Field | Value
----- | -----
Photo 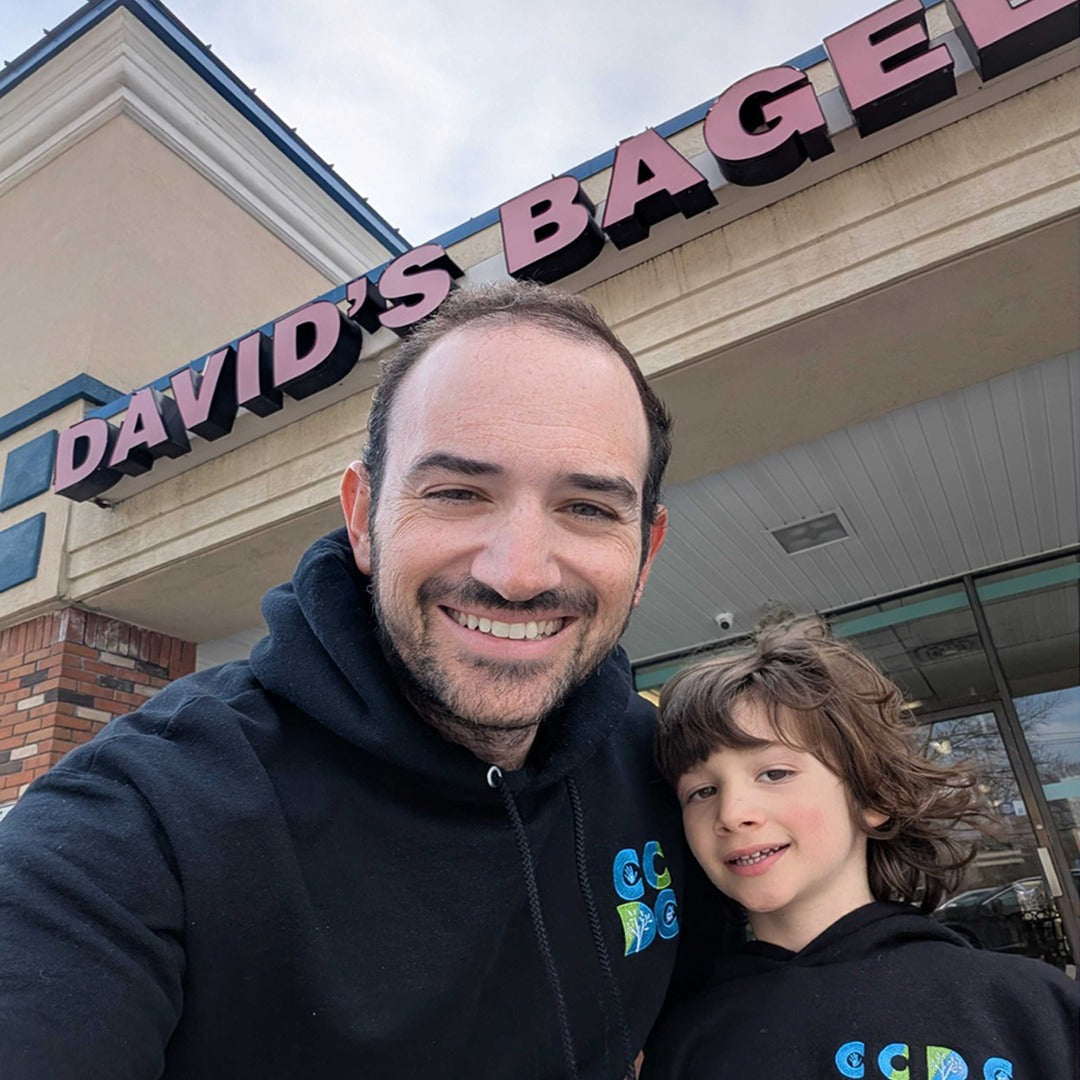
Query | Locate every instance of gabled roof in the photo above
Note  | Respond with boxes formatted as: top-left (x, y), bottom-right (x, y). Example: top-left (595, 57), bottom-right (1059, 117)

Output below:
top-left (1, 0), bottom-right (409, 255)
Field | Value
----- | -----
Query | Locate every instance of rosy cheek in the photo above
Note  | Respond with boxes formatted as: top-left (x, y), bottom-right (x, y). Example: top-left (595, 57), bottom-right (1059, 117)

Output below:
top-left (787, 806), bottom-right (829, 834)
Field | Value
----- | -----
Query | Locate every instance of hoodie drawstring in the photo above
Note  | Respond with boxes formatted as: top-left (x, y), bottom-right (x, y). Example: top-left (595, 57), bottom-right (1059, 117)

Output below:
top-left (488, 765), bottom-right (579, 1079)
top-left (566, 776), bottom-right (636, 1080)
top-left (487, 766), bottom-right (637, 1080)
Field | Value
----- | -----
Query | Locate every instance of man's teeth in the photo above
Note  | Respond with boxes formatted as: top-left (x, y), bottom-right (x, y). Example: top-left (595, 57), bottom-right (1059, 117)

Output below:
top-left (728, 846), bottom-right (785, 866)
top-left (451, 610), bottom-right (563, 639)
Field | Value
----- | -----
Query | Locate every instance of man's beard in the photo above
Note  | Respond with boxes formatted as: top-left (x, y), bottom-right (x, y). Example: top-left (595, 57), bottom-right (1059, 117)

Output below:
top-left (368, 548), bottom-right (632, 738)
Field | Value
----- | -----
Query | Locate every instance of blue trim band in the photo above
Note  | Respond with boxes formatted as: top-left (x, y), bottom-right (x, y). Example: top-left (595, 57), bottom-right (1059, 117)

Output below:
top-left (0, 2), bottom-right (119, 98)
top-left (432, 0), bottom-right (942, 250)
top-left (978, 562), bottom-right (1080, 600)
top-left (0, 375), bottom-right (122, 441)
top-left (0, 513), bottom-right (47, 593)
top-left (5, 0), bottom-right (944, 257)
top-left (1, 432), bottom-right (59, 512)
top-left (1, 0), bottom-right (408, 256)
top-left (431, 210), bottom-right (503, 250)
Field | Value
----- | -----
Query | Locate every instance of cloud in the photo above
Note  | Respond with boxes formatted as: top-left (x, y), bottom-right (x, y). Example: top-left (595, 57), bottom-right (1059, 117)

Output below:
top-left (10, 0), bottom-right (884, 243)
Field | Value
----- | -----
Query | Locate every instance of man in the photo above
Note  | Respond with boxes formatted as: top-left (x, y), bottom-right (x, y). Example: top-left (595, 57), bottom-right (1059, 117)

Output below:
top-left (0, 283), bottom-right (719, 1079)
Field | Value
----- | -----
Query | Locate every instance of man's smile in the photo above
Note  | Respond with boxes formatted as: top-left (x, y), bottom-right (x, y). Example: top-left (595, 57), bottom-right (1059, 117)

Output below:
top-left (445, 606), bottom-right (567, 640)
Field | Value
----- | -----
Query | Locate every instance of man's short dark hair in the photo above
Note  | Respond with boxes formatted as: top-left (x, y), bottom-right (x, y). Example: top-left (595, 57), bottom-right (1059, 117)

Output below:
top-left (362, 281), bottom-right (673, 550)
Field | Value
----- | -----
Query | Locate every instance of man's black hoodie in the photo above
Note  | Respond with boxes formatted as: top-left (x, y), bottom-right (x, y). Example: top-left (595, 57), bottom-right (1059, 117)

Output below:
top-left (0, 530), bottom-right (716, 1079)
top-left (643, 901), bottom-right (1079, 1079)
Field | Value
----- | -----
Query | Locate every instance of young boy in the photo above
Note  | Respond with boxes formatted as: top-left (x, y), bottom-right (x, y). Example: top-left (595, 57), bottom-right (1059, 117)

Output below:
top-left (644, 616), bottom-right (1079, 1080)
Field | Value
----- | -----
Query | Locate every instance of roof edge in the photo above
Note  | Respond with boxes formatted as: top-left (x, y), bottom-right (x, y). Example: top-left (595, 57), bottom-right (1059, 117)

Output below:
top-left (1, 0), bottom-right (409, 256)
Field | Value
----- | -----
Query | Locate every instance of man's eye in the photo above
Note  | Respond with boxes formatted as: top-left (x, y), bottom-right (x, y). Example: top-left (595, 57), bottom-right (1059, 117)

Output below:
top-left (428, 488), bottom-right (478, 502)
top-left (566, 501), bottom-right (617, 521)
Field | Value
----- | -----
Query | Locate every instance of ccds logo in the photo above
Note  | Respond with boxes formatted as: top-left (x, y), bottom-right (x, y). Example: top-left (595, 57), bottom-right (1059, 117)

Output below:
top-left (611, 842), bottom-right (679, 956)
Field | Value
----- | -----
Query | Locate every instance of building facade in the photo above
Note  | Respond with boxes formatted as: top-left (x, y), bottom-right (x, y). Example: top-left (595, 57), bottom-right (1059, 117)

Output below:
top-left (1, 0), bottom-right (1077, 967)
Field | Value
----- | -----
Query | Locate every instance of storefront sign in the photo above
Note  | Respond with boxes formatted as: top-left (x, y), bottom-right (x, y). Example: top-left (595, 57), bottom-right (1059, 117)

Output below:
top-left (53, 0), bottom-right (1078, 501)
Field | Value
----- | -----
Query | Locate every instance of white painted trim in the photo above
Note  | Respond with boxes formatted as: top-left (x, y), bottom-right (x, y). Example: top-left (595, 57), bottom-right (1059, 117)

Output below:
top-left (0, 9), bottom-right (393, 282)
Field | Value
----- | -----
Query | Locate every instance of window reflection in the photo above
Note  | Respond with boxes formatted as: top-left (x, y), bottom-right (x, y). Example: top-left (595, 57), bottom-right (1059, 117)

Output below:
top-left (1015, 688), bottom-right (1080, 873)
top-left (977, 556), bottom-right (1080, 907)
top-left (922, 713), bottom-right (1074, 970)
top-left (833, 594), bottom-right (997, 710)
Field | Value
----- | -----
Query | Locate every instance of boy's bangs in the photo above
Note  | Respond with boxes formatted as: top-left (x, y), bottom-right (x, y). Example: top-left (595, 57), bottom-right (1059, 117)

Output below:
top-left (752, 698), bottom-right (831, 759)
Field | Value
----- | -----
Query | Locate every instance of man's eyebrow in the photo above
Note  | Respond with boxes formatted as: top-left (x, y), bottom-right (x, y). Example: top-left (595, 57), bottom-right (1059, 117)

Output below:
top-left (406, 452), bottom-right (504, 480)
top-left (563, 472), bottom-right (639, 507)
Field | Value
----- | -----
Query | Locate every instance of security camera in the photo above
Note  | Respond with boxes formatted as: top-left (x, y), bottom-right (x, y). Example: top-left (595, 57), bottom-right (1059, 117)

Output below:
top-left (714, 612), bottom-right (735, 632)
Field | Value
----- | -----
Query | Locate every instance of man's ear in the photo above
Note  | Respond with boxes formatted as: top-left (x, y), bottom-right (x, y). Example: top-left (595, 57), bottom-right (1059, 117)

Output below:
top-left (633, 505), bottom-right (668, 607)
top-left (340, 461), bottom-right (373, 574)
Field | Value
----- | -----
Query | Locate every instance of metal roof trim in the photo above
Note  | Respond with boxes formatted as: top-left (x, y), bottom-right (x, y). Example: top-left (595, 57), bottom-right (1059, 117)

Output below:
top-left (1, 0), bottom-right (409, 255)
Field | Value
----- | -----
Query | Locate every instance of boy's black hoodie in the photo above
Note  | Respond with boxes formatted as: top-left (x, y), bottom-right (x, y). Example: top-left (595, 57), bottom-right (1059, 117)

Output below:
top-left (643, 900), bottom-right (1079, 1079)
top-left (0, 530), bottom-right (717, 1079)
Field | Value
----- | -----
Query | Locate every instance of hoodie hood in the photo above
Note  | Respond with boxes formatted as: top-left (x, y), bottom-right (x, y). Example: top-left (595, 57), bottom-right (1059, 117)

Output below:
top-left (249, 528), bottom-right (636, 800)
top-left (720, 901), bottom-right (972, 979)
top-left (644, 900), bottom-right (1078, 1080)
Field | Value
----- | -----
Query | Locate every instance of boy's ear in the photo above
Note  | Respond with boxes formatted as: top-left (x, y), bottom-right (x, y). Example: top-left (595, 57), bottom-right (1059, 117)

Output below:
top-left (862, 807), bottom-right (889, 829)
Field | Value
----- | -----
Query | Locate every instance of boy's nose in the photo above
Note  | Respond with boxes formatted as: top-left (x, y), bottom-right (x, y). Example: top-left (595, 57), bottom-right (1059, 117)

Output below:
top-left (471, 503), bottom-right (562, 603)
top-left (715, 788), bottom-right (764, 832)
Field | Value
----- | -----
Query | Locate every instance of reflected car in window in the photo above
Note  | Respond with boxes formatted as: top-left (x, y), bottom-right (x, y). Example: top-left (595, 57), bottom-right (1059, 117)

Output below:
top-left (932, 871), bottom-right (1077, 968)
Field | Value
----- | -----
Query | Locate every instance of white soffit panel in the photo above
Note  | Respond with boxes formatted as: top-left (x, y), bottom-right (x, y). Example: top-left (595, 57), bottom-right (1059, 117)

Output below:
top-left (625, 350), bottom-right (1080, 660)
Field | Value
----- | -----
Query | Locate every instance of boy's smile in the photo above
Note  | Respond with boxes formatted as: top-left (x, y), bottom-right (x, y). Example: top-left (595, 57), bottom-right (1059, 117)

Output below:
top-left (677, 698), bottom-right (885, 952)
top-left (723, 843), bottom-right (790, 874)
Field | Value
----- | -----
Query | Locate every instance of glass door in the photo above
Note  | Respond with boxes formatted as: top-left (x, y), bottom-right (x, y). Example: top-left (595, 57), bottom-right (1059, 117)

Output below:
top-left (920, 702), bottom-right (1076, 973)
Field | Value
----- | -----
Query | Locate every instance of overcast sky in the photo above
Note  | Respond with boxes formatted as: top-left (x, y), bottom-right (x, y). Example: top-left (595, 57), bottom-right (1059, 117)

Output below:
top-left (4, 0), bottom-right (885, 245)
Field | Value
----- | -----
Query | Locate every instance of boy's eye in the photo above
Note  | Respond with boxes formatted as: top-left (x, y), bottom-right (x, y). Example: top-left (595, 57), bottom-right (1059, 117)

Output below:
top-left (758, 768), bottom-right (793, 783)
top-left (684, 784), bottom-right (716, 804)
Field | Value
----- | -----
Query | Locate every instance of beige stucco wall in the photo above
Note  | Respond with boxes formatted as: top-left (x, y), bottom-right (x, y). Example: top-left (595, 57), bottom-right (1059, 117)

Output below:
top-left (0, 113), bottom-right (337, 411)
top-left (0, 4), bottom-right (403, 636)
top-left (46, 65), bottom-right (1078, 643)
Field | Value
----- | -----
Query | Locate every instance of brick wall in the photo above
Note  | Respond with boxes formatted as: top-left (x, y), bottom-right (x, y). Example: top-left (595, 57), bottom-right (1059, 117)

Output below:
top-left (0, 608), bottom-right (195, 807)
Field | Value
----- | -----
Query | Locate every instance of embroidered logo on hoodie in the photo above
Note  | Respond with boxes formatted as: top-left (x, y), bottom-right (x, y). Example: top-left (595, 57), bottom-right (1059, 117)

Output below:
top-left (834, 1040), bottom-right (1014, 1079)
top-left (611, 842), bottom-right (680, 955)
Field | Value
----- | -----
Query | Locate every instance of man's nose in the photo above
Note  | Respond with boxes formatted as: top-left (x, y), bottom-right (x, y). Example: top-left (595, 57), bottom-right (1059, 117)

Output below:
top-left (470, 502), bottom-right (562, 603)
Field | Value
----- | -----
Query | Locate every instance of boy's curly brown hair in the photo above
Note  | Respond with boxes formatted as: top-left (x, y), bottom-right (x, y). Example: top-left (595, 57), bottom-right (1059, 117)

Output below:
top-left (656, 615), bottom-right (993, 912)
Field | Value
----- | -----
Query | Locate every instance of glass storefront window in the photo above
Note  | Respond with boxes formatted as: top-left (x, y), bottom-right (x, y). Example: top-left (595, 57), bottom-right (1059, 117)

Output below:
top-left (920, 711), bottom-right (1072, 968)
top-left (976, 555), bottom-right (1080, 891)
top-left (831, 588), bottom-right (997, 714)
